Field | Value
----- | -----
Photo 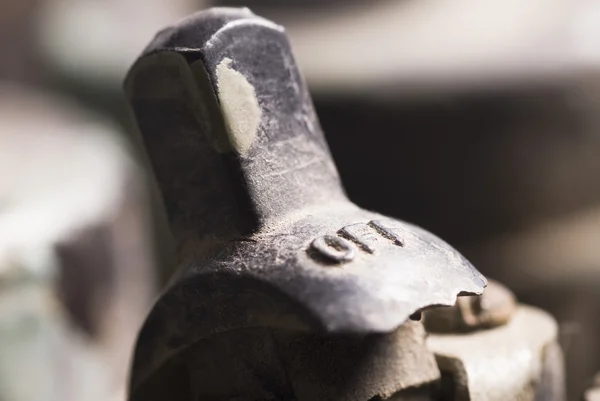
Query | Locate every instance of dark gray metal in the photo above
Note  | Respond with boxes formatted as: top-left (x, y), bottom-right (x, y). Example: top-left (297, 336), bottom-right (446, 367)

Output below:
top-left (124, 7), bottom-right (486, 399)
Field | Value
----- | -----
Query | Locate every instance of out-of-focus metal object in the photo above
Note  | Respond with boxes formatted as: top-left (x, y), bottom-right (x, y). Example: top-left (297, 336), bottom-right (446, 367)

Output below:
top-left (124, 8), bottom-right (487, 400)
top-left (425, 282), bottom-right (565, 401)
top-left (0, 84), bottom-right (155, 401)
top-left (583, 373), bottom-right (600, 401)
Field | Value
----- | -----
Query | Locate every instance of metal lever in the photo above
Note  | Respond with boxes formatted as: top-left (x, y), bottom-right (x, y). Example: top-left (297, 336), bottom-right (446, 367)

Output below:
top-left (125, 7), bottom-right (486, 400)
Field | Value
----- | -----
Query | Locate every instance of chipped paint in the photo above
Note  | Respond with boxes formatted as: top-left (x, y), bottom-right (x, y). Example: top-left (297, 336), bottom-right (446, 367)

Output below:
top-left (216, 58), bottom-right (261, 155)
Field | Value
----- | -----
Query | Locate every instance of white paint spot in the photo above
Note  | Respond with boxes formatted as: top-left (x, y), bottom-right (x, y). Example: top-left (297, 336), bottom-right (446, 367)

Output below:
top-left (216, 58), bottom-right (261, 155)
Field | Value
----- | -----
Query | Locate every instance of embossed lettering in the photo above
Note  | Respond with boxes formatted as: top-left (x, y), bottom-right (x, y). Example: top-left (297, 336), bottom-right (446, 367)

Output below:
top-left (338, 223), bottom-right (379, 253)
top-left (310, 235), bottom-right (355, 263)
top-left (308, 220), bottom-right (407, 263)
top-left (368, 220), bottom-right (405, 247)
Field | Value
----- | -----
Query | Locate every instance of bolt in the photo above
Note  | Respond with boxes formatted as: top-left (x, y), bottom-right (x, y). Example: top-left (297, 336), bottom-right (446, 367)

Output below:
top-left (424, 279), bottom-right (517, 333)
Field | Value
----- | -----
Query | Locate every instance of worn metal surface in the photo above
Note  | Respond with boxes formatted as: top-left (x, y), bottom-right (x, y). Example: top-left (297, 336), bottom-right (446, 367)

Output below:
top-left (273, 321), bottom-right (439, 401)
top-left (134, 321), bottom-right (440, 401)
top-left (427, 306), bottom-right (565, 401)
top-left (124, 7), bottom-right (486, 399)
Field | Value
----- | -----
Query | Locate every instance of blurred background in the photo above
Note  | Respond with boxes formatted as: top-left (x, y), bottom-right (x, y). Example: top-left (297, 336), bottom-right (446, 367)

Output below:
top-left (1, 0), bottom-right (600, 400)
